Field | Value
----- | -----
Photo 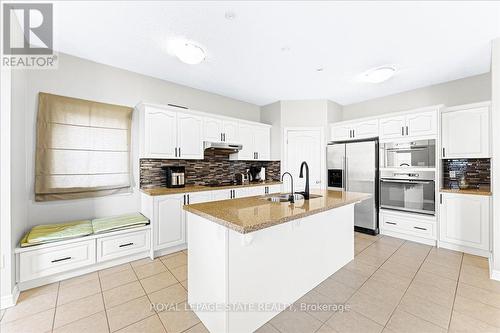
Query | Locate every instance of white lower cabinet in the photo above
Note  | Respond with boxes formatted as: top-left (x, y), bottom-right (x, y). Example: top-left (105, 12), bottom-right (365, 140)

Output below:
top-left (154, 194), bottom-right (185, 251)
top-left (379, 209), bottom-right (436, 245)
top-left (97, 229), bottom-right (150, 263)
top-left (439, 193), bottom-right (490, 254)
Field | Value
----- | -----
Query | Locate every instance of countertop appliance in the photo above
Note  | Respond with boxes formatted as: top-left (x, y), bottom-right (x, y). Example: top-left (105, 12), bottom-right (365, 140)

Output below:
top-left (381, 139), bottom-right (435, 168)
top-left (235, 173), bottom-right (249, 185)
top-left (163, 166), bottom-right (185, 188)
top-left (327, 139), bottom-right (379, 235)
top-left (249, 166), bottom-right (262, 182)
top-left (380, 169), bottom-right (435, 215)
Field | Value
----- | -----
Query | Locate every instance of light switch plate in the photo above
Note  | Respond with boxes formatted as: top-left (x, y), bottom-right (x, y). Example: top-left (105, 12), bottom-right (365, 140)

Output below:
top-left (450, 171), bottom-right (456, 178)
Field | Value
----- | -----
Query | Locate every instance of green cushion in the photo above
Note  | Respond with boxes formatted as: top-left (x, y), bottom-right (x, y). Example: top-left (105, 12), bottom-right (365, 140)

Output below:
top-left (91, 213), bottom-right (149, 234)
top-left (24, 220), bottom-right (93, 246)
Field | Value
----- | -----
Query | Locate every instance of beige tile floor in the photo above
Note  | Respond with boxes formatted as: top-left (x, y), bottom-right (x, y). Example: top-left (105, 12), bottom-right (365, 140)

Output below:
top-left (2, 233), bottom-right (500, 333)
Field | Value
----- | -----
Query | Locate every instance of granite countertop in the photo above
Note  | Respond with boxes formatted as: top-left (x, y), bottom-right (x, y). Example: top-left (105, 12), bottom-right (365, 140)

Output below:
top-left (440, 188), bottom-right (492, 196)
top-left (140, 181), bottom-right (282, 196)
top-left (183, 190), bottom-right (370, 234)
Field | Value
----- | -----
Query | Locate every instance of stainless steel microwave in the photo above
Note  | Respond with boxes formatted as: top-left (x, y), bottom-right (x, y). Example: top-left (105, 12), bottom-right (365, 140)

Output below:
top-left (380, 139), bottom-right (435, 168)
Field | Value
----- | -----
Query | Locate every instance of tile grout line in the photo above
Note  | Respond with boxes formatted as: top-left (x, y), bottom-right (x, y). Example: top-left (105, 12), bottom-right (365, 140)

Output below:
top-left (97, 271), bottom-right (112, 333)
top-left (381, 245), bottom-right (455, 331)
top-left (447, 252), bottom-right (464, 332)
top-left (50, 282), bottom-right (61, 332)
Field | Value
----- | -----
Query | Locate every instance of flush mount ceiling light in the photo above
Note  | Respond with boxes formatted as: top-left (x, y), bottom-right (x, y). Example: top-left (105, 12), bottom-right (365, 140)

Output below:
top-left (171, 40), bottom-right (206, 65)
top-left (360, 65), bottom-right (397, 83)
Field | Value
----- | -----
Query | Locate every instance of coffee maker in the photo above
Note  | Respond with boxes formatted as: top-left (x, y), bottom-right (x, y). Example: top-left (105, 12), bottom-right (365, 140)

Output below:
top-left (163, 166), bottom-right (185, 188)
top-left (249, 166), bottom-right (262, 182)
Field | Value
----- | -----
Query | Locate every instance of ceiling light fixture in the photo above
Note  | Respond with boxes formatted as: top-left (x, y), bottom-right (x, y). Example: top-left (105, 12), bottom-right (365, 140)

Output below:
top-left (171, 40), bottom-right (206, 65)
top-left (360, 65), bottom-right (397, 83)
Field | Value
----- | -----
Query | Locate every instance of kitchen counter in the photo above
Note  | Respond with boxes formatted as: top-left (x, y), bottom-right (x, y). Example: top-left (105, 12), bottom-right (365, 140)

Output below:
top-left (440, 188), bottom-right (492, 196)
top-left (183, 190), bottom-right (370, 233)
top-left (140, 181), bottom-right (282, 196)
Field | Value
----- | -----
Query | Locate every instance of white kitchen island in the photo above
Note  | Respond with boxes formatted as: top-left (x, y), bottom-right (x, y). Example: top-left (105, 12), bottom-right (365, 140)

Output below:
top-left (184, 190), bottom-right (369, 333)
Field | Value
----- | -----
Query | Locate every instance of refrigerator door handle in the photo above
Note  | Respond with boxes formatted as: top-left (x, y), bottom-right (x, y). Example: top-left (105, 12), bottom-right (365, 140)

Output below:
top-left (345, 157), bottom-right (348, 190)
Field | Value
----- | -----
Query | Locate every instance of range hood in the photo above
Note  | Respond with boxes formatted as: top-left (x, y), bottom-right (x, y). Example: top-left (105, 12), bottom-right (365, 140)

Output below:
top-left (203, 141), bottom-right (242, 153)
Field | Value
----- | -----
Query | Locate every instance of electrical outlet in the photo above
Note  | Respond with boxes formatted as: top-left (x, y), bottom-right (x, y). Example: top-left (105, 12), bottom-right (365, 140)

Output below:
top-left (450, 171), bottom-right (456, 179)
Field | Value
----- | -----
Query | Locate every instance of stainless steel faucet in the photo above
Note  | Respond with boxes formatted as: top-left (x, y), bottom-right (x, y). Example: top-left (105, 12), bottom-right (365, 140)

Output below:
top-left (281, 172), bottom-right (294, 203)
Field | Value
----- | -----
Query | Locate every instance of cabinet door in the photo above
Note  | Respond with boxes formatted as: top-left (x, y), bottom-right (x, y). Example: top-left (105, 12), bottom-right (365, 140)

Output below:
top-left (203, 117), bottom-right (223, 142)
top-left (238, 123), bottom-right (255, 160)
top-left (330, 124), bottom-right (351, 141)
top-left (222, 120), bottom-right (239, 143)
top-left (442, 107), bottom-right (490, 158)
top-left (144, 107), bottom-right (177, 158)
top-left (187, 191), bottom-right (212, 204)
top-left (379, 116), bottom-right (406, 140)
top-left (440, 193), bottom-right (490, 251)
top-left (211, 190), bottom-right (232, 201)
top-left (177, 112), bottom-right (204, 159)
top-left (234, 188), bottom-right (250, 198)
top-left (254, 125), bottom-right (270, 160)
top-left (353, 119), bottom-right (379, 139)
top-left (268, 184), bottom-right (281, 194)
top-left (407, 111), bottom-right (437, 137)
top-left (154, 194), bottom-right (185, 250)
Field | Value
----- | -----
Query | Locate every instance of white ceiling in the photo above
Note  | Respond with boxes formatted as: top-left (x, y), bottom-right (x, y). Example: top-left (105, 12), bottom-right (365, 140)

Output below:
top-left (52, 1), bottom-right (500, 106)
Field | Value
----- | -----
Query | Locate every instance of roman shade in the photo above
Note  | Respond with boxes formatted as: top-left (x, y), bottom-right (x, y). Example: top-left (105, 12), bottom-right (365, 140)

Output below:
top-left (35, 92), bottom-right (133, 201)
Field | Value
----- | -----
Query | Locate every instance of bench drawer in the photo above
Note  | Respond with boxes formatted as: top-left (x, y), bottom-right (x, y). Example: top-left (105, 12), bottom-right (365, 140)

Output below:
top-left (19, 240), bottom-right (96, 282)
top-left (97, 229), bottom-right (150, 263)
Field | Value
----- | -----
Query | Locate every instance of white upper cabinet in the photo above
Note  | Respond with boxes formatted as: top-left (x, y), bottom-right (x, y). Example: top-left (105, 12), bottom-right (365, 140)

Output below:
top-left (143, 106), bottom-right (177, 158)
top-left (222, 120), bottom-right (239, 143)
top-left (379, 115), bottom-right (407, 139)
top-left (235, 122), bottom-right (270, 160)
top-left (406, 111), bottom-right (437, 137)
top-left (203, 117), bottom-right (223, 142)
top-left (441, 103), bottom-right (490, 158)
top-left (379, 109), bottom-right (437, 140)
top-left (330, 119), bottom-right (379, 141)
top-left (139, 103), bottom-right (270, 160)
top-left (177, 112), bottom-right (203, 159)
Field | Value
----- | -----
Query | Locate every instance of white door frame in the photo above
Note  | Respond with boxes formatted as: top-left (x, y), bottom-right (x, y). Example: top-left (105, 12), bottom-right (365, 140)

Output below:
top-left (283, 127), bottom-right (326, 190)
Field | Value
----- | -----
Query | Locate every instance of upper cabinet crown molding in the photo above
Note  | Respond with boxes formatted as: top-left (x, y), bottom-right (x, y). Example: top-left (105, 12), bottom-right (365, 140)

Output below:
top-left (441, 101), bottom-right (491, 158)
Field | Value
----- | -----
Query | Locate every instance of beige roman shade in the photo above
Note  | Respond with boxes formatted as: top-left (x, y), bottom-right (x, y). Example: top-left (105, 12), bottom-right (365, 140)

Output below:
top-left (35, 92), bottom-right (133, 201)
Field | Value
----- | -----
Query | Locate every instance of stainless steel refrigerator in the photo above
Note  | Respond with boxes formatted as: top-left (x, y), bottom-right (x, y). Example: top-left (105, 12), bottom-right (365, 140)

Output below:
top-left (327, 139), bottom-right (379, 234)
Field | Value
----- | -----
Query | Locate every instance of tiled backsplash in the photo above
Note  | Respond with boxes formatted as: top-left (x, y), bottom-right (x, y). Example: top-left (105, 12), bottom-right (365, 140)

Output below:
top-left (140, 150), bottom-right (281, 188)
top-left (442, 158), bottom-right (491, 190)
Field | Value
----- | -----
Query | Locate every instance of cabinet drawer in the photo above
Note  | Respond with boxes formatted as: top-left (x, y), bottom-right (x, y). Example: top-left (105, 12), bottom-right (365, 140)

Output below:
top-left (380, 211), bottom-right (436, 239)
top-left (97, 229), bottom-right (150, 263)
top-left (20, 240), bottom-right (96, 282)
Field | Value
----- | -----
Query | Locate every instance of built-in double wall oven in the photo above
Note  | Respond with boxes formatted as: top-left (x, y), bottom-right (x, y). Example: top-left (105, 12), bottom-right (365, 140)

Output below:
top-left (379, 139), bottom-right (436, 216)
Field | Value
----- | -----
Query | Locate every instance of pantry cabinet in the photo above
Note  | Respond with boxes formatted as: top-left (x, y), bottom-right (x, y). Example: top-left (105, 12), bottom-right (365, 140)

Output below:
top-left (441, 103), bottom-right (490, 158)
top-left (379, 110), bottom-right (437, 140)
top-left (330, 119), bottom-right (379, 141)
top-left (439, 192), bottom-right (490, 254)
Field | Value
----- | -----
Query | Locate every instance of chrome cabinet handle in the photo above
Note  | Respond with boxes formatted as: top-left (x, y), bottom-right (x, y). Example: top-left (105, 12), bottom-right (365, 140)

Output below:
top-left (414, 226), bottom-right (427, 231)
top-left (119, 242), bottom-right (134, 247)
top-left (51, 257), bottom-right (72, 263)
top-left (386, 222), bottom-right (397, 225)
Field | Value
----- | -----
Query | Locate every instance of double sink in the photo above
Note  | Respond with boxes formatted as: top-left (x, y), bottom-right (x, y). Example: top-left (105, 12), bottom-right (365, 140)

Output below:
top-left (263, 193), bottom-right (323, 203)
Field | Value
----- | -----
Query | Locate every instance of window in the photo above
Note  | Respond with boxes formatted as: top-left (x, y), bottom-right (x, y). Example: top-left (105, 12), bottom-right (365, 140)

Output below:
top-left (35, 92), bottom-right (133, 201)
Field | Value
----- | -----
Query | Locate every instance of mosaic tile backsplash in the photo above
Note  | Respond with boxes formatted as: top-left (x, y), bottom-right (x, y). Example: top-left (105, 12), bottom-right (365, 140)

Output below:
top-left (140, 150), bottom-right (281, 188)
top-left (442, 158), bottom-right (491, 190)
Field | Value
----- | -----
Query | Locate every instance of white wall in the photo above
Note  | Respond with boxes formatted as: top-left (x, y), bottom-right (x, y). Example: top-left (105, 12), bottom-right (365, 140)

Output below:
top-left (491, 39), bottom-right (500, 279)
top-left (260, 101), bottom-right (282, 161)
top-left (342, 73), bottom-right (491, 120)
top-left (16, 53), bottom-right (261, 230)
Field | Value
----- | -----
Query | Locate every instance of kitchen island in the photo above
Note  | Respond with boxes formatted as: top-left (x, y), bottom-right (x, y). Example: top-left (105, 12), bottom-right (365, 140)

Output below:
top-left (183, 190), bottom-right (370, 333)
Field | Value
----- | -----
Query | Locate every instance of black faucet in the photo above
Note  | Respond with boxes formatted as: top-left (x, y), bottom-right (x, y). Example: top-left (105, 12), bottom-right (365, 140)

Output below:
top-left (298, 161), bottom-right (310, 200)
top-left (281, 172), bottom-right (294, 203)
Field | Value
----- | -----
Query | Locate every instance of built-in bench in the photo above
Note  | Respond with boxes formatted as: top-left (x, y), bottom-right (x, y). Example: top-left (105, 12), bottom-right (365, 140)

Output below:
top-left (14, 213), bottom-right (153, 291)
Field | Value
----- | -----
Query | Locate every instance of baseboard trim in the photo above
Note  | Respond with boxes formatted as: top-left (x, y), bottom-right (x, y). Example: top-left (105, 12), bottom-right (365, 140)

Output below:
top-left (380, 229), bottom-right (436, 246)
top-left (0, 285), bottom-right (19, 309)
top-left (488, 256), bottom-right (500, 281)
top-left (439, 241), bottom-right (490, 258)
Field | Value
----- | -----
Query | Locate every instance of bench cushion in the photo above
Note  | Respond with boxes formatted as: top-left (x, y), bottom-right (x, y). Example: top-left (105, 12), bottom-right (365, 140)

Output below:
top-left (91, 213), bottom-right (149, 234)
top-left (21, 220), bottom-right (93, 247)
